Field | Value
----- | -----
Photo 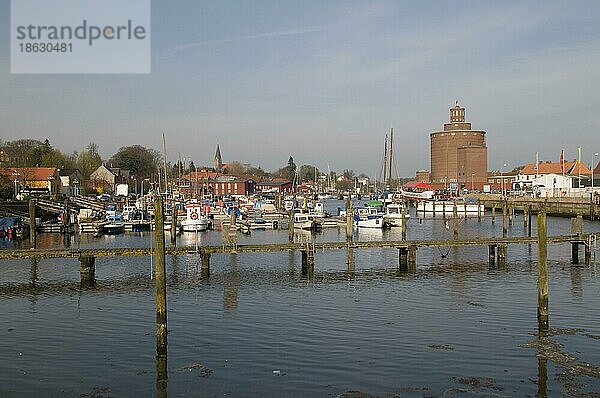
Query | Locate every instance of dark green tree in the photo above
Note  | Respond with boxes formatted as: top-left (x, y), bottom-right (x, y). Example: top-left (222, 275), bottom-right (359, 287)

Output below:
top-left (76, 143), bottom-right (102, 178)
top-left (109, 145), bottom-right (161, 179)
top-left (298, 164), bottom-right (319, 183)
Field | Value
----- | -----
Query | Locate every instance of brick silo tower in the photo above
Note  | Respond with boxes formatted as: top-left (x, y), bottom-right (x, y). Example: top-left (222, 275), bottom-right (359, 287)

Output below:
top-left (430, 101), bottom-right (487, 190)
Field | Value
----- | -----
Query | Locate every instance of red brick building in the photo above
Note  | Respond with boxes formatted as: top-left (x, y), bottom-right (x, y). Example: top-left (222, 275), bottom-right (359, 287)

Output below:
top-left (256, 180), bottom-right (295, 194)
top-left (179, 172), bottom-right (256, 197)
top-left (430, 102), bottom-right (487, 190)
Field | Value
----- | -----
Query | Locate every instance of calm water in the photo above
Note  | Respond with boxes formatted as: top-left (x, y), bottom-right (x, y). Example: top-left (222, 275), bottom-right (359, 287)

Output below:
top-left (1, 201), bottom-right (599, 397)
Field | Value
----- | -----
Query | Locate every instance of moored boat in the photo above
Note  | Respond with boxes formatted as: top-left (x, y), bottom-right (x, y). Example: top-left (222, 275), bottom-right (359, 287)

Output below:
top-left (384, 203), bottom-right (411, 227)
top-left (103, 222), bottom-right (125, 235)
top-left (181, 203), bottom-right (209, 232)
top-left (353, 207), bottom-right (384, 229)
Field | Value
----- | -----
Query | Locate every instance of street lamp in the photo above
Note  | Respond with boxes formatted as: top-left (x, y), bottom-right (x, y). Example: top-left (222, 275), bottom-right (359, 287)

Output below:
top-left (501, 163), bottom-right (507, 197)
top-left (12, 170), bottom-right (18, 200)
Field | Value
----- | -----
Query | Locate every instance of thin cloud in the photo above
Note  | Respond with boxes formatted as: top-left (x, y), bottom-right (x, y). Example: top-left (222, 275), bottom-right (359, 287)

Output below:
top-left (164, 27), bottom-right (327, 53)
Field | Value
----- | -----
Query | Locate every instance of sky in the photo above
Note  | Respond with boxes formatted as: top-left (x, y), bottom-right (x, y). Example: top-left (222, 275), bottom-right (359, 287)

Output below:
top-left (1, 1), bottom-right (600, 179)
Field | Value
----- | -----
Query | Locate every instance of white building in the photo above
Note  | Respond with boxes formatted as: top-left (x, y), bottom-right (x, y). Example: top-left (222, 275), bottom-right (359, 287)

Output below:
top-left (525, 173), bottom-right (572, 198)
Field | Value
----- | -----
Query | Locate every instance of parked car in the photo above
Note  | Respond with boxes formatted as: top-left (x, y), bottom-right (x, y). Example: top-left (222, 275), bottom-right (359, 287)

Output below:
top-left (97, 193), bottom-right (112, 202)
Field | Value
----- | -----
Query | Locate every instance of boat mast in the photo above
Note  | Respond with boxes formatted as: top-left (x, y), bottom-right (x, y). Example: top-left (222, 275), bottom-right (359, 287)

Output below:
top-left (162, 132), bottom-right (168, 195)
top-left (388, 127), bottom-right (394, 190)
top-left (156, 165), bottom-right (162, 195)
top-left (382, 134), bottom-right (388, 190)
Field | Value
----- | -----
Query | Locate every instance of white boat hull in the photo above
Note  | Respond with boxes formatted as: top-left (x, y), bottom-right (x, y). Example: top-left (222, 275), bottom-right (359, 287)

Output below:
top-left (417, 201), bottom-right (483, 214)
top-left (355, 217), bottom-right (384, 228)
top-left (181, 219), bottom-right (209, 232)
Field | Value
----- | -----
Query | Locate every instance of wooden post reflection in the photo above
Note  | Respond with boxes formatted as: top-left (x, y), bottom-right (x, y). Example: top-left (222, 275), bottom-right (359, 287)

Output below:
top-left (223, 254), bottom-right (238, 312)
top-left (156, 352), bottom-right (167, 398)
top-left (30, 257), bottom-right (38, 288)
top-left (537, 329), bottom-right (548, 398)
top-left (346, 246), bottom-right (355, 276)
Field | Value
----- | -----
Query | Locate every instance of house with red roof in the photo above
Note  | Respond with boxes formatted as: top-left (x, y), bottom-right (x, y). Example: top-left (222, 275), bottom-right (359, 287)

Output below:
top-left (514, 160), bottom-right (591, 190)
top-left (0, 167), bottom-right (61, 196)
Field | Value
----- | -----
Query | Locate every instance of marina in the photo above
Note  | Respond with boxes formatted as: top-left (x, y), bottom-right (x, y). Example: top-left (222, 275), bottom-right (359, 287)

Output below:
top-left (3, 3), bottom-right (600, 395)
top-left (1, 198), bottom-right (599, 397)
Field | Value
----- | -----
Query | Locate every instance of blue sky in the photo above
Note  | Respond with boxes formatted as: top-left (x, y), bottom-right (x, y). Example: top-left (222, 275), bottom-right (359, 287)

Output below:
top-left (2, 1), bottom-right (600, 178)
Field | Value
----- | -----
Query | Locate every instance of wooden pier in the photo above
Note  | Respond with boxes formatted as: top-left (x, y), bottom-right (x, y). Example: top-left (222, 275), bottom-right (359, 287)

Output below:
top-left (0, 233), bottom-right (592, 260)
top-left (478, 196), bottom-right (600, 220)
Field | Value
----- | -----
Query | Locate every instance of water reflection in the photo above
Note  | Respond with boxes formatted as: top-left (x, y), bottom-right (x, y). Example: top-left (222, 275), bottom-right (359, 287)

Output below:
top-left (570, 267), bottom-right (583, 301)
top-left (223, 254), bottom-right (238, 312)
top-left (156, 353), bottom-right (168, 398)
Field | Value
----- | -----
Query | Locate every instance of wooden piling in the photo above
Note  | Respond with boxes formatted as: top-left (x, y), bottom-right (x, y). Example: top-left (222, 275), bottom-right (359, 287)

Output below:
top-left (491, 206), bottom-right (495, 224)
top-left (229, 208), bottom-right (238, 246)
top-left (29, 199), bottom-right (36, 248)
top-left (170, 204), bottom-right (177, 246)
top-left (345, 197), bottom-right (353, 241)
top-left (571, 243), bottom-right (579, 264)
top-left (79, 255), bottom-right (96, 287)
top-left (401, 204), bottom-right (407, 240)
top-left (301, 249), bottom-right (314, 278)
top-left (584, 244), bottom-right (591, 266)
top-left (497, 243), bottom-right (507, 266)
top-left (502, 201), bottom-right (508, 238)
top-left (453, 201), bottom-right (458, 240)
top-left (442, 201), bottom-right (446, 218)
top-left (477, 202), bottom-right (482, 222)
top-left (528, 207), bottom-right (532, 237)
top-left (63, 199), bottom-right (70, 233)
top-left (154, 197), bottom-right (168, 357)
top-left (509, 203), bottom-right (514, 226)
top-left (306, 246), bottom-right (315, 269)
top-left (288, 211), bottom-right (294, 242)
top-left (201, 252), bottom-right (211, 271)
top-left (524, 204), bottom-right (529, 228)
top-left (488, 244), bottom-right (496, 265)
top-left (398, 247), bottom-right (408, 272)
top-left (537, 209), bottom-right (549, 329)
top-left (407, 246), bottom-right (417, 272)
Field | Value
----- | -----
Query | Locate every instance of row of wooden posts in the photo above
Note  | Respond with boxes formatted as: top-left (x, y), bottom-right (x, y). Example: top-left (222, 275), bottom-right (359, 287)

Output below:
top-left (19, 195), bottom-right (564, 390)
top-left (147, 196), bottom-right (552, 342)
top-left (26, 197), bottom-right (563, 347)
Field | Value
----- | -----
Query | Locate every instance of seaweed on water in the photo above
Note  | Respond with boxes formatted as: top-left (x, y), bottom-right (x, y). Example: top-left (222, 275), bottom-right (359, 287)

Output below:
top-left (80, 386), bottom-right (111, 398)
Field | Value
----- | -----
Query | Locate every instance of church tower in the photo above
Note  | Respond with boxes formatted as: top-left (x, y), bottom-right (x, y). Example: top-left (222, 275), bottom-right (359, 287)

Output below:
top-left (214, 144), bottom-right (223, 172)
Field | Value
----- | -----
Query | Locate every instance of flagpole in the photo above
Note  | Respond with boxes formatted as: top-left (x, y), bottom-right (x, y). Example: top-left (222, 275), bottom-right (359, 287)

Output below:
top-left (578, 146), bottom-right (581, 188)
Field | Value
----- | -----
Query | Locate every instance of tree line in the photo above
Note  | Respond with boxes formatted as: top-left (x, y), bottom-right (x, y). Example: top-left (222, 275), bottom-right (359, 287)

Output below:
top-left (0, 138), bottom-right (371, 198)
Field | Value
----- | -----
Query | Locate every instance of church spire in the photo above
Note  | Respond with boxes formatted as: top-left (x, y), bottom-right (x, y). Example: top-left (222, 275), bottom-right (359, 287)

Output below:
top-left (214, 144), bottom-right (223, 172)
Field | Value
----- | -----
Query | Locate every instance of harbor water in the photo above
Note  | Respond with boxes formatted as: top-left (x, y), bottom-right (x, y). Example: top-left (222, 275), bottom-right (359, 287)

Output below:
top-left (1, 201), bottom-right (599, 397)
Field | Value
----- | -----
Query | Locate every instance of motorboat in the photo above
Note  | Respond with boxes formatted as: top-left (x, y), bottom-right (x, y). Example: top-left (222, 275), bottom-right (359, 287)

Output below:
top-left (293, 213), bottom-right (322, 231)
top-left (103, 222), bottom-right (125, 235)
top-left (384, 203), bottom-right (411, 227)
top-left (353, 207), bottom-right (384, 229)
top-left (181, 203), bottom-right (209, 232)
